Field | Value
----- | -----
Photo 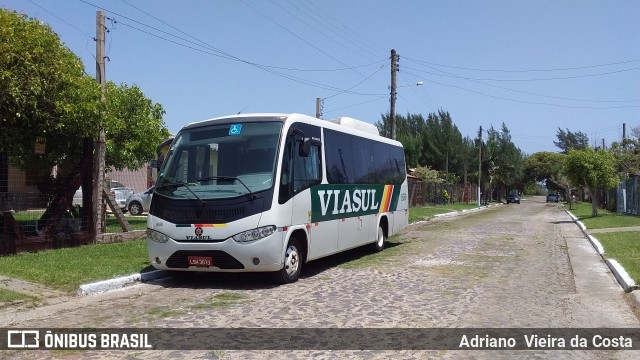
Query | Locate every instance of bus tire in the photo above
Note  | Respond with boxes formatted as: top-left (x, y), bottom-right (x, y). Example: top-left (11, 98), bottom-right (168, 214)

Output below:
top-left (275, 238), bottom-right (302, 284)
top-left (372, 225), bottom-right (385, 252)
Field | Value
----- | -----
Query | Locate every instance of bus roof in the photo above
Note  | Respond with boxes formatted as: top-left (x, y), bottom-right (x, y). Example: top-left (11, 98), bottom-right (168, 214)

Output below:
top-left (181, 113), bottom-right (402, 147)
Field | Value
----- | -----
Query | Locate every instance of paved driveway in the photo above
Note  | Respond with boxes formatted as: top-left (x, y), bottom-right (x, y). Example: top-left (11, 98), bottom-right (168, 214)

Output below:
top-left (2, 198), bottom-right (638, 359)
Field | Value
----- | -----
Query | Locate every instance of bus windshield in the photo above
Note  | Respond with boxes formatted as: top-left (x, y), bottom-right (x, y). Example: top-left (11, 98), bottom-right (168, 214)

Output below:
top-left (156, 121), bottom-right (283, 200)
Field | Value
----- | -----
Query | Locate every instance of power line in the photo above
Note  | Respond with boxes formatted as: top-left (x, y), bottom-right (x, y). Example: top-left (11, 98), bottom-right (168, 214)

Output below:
top-left (323, 65), bottom-right (385, 100)
top-left (404, 62), bottom-right (640, 103)
top-left (404, 56), bottom-right (640, 73)
top-left (87, 0), bottom-right (385, 73)
top-left (401, 69), bottom-right (640, 110)
top-left (276, 0), bottom-right (381, 60)
top-left (323, 96), bottom-right (387, 114)
top-left (78, 0), bottom-right (387, 96)
top-left (108, 19), bottom-right (385, 96)
top-left (239, 0), bottom-right (367, 77)
top-left (403, 62), bottom-right (640, 82)
top-left (27, 0), bottom-right (93, 39)
top-left (301, 0), bottom-right (385, 55)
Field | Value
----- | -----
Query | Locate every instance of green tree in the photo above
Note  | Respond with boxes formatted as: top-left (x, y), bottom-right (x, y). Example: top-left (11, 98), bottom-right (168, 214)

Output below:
top-left (483, 124), bottom-right (525, 199)
top-left (377, 112), bottom-right (425, 168)
top-left (554, 128), bottom-right (589, 154)
top-left (412, 165), bottom-right (443, 183)
top-left (563, 147), bottom-right (619, 216)
top-left (0, 9), bottom-right (101, 171)
top-left (420, 110), bottom-right (467, 181)
top-left (524, 152), bottom-right (567, 191)
top-left (104, 82), bottom-right (170, 170)
top-left (609, 125), bottom-right (640, 177)
top-left (0, 9), bottom-right (169, 174)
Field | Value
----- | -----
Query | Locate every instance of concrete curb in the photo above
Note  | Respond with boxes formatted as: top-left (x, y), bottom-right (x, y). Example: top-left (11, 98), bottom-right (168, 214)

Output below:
top-left (433, 211), bottom-right (458, 218)
top-left (606, 259), bottom-right (639, 293)
top-left (410, 203), bottom-right (502, 225)
top-left (77, 269), bottom-right (168, 296)
top-left (563, 206), bottom-right (637, 293)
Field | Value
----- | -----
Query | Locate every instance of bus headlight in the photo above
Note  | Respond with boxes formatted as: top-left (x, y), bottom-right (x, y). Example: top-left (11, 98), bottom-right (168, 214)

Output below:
top-left (232, 225), bottom-right (277, 243)
top-left (147, 228), bottom-right (171, 243)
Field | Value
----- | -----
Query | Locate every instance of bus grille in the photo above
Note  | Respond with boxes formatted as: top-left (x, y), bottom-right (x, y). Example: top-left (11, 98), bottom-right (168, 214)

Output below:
top-left (165, 250), bottom-right (245, 269)
top-left (162, 206), bottom-right (246, 223)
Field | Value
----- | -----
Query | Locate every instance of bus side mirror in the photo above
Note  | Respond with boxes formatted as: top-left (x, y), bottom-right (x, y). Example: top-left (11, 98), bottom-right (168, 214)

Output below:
top-left (157, 154), bottom-right (165, 169)
top-left (298, 137), bottom-right (311, 157)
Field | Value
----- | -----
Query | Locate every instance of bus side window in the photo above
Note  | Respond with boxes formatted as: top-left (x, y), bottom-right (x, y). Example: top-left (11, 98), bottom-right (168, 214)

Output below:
top-left (278, 138), bottom-right (294, 204)
top-left (293, 144), bottom-right (321, 193)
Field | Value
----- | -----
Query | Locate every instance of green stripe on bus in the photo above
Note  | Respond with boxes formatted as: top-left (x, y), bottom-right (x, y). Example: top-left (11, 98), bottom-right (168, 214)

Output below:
top-left (310, 184), bottom-right (386, 222)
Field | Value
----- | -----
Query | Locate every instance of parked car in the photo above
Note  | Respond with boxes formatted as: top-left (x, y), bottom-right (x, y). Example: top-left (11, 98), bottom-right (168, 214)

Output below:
top-left (506, 193), bottom-right (520, 204)
top-left (72, 180), bottom-right (134, 211)
top-left (125, 186), bottom-right (154, 216)
top-left (546, 193), bottom-right (560, 203)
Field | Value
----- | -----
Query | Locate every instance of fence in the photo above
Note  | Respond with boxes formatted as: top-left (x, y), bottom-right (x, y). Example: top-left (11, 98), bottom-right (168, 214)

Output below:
top-left (617, 176), bottom-right (640, 216)
top-left (408, 178), bottom-right (477, 207)
top-left (2, 127), bottom-right (164, 252)
top-left (0, 141), bottom-right (95, 255)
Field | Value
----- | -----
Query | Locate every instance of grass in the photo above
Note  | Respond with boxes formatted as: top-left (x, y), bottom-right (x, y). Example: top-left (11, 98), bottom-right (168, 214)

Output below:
top-left (0, 288), bottom-right (39, 304)
top-left (10, 210), bottom-right (45, 222)
top-left (595, 231), bottom-right (640, 283)
top-left (568, 202), bottom-right (640, 229)
top-left (145, 306), bottom-right (185, 319)
top-left (337, 235), bottom-right (411, 270)
top-left (140, 292), bottom-right (247, 321)
top-left (105, 214), bottom-right (148, 233)
top-left (10, 211), bottom-right (147, 234)
top-left (409, 202), bottom-right (484, 223)
top-left (0, 240), bottom-right (150, 292)
top-left (192, 292), bottom-right (247, 310)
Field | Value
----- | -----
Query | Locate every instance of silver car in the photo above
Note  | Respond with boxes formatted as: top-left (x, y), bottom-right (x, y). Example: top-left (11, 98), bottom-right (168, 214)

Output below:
top-left (72, 180), bottom-right (134, 211)
top-left (125, 186), bottom-right (154, 216)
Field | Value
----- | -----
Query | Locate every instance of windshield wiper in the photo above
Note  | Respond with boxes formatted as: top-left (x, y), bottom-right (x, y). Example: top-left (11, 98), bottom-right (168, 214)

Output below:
top-left (156, 180), bottom-right (206, 206)
top-left (196, 176), bottom-right (255, 199)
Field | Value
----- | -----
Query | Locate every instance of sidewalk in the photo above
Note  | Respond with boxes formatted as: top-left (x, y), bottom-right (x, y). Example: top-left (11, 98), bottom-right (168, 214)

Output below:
top-left (564, 207), bottom-right (639, 294)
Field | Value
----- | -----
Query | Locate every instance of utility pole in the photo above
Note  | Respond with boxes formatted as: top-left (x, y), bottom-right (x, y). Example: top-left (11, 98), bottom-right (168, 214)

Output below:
top-left (92, 10), bottom-right (107, 241)
top-left (389, 49), bottom-right (398, 139)
top-left (478, 126), bottom-right (482, 207)
top-left (315, 97), bottom-right (323, 119)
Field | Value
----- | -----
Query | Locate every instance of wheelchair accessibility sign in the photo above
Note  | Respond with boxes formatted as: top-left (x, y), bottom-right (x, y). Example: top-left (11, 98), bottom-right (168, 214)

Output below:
top-left (229, 124), bottom-right (242, 135)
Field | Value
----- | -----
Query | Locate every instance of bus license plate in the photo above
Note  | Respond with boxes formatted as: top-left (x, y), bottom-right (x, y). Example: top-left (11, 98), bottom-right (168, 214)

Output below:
top-left (188, 256), bottom-right (212, 267)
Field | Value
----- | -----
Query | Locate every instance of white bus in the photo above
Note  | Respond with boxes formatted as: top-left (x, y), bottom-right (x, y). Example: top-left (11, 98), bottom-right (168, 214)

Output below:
top-left (147, 113), bottom-right (409, 283)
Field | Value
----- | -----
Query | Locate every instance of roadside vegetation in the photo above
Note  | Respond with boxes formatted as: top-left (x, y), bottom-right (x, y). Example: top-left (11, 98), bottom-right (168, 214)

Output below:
top-left (0, 240), bottom-right (150, 292)
top-left (566, 201), bottom-right (640, 283)
top-left (595, 232), bottom-right (640, 283)
top-left (2, 203), bottom-right (639, 293)
top-left (105, 215), bottom-right (148, 232)
top-left (0, 288), bottom-right (39, 304)
top-left (568, 202), bottom-right (640, 229)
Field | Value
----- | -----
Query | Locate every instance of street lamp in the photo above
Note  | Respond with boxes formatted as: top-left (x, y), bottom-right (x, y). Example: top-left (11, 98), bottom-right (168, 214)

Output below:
top-left (389, 81), bottom-right (424, 139)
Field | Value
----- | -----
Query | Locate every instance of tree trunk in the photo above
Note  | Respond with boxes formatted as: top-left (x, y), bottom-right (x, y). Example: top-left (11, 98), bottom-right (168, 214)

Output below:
top-left (590, 189), bottom-right (598, 217)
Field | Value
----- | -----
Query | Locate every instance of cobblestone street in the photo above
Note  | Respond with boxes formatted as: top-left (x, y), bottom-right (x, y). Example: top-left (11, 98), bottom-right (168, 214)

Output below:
top-left (1, 197), bottom-right (638, 359)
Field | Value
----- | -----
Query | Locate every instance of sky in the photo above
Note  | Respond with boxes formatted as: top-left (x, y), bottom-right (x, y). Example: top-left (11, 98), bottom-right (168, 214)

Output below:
top-left (3, 0), bottom-right (639, 155)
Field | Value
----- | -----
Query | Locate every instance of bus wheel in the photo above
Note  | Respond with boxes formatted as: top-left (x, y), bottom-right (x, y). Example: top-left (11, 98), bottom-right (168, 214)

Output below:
top-left (372, 225), bottom-right (385, 252)
top-left (275, 238), bottom-right (302, 284)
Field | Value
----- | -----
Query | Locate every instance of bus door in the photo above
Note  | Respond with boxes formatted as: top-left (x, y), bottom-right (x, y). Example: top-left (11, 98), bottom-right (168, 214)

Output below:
top-left (281, 124), bottom-right (336, 259)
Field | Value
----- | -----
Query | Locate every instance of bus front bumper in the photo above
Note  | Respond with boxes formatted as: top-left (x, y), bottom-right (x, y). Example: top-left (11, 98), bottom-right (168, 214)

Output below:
top-left (147, 232), bottom-right (284, 272)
